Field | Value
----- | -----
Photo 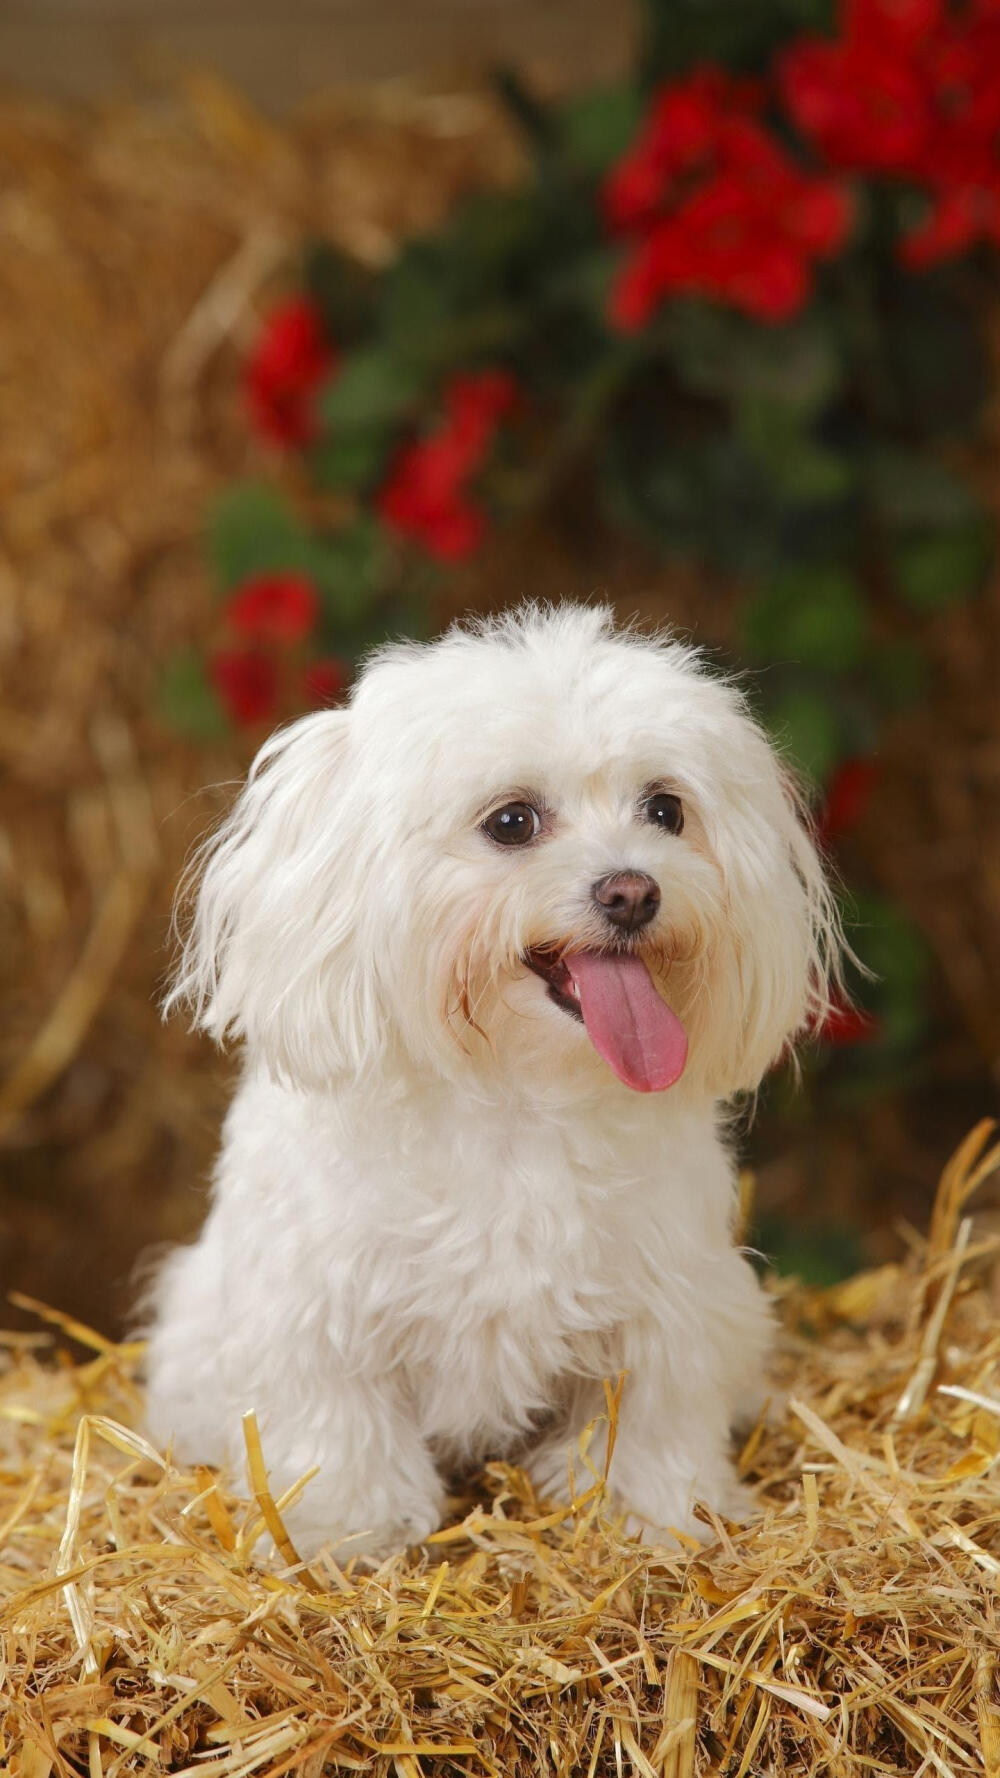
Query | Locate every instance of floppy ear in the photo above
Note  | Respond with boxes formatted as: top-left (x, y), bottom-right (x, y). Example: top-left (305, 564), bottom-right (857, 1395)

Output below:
top-left (706, 737), bottom-right (843, 1096)
top-left (166, 710), bottom-right (388, 1086)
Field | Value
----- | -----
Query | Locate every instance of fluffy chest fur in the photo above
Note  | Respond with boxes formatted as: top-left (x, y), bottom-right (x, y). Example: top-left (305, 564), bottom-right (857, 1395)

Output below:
top-left (214, 1070), bottom-right (736, 1459)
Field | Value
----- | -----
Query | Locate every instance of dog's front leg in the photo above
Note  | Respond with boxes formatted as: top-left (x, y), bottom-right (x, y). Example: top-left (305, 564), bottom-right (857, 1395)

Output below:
top-left (528, 1327), bottom-right (759, 1544)
top-left (253, 1372), bottom-right (447, 1564)
top-left (600, 1294), bottom-right (767, 1543)
top-left (606, 1365), bottom-right (754, 1546)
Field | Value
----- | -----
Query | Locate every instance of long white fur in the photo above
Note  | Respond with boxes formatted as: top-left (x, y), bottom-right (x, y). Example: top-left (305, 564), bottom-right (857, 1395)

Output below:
top-left (145, 603), bottom-right (841, 1558)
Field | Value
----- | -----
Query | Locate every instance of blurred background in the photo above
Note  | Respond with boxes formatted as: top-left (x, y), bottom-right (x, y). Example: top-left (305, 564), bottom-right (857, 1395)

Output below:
top-left (2, 0), bottom-right (999, 1334)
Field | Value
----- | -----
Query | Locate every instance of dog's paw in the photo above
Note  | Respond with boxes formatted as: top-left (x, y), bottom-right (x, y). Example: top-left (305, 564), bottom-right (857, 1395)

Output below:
top-left (622, 1478), bottom-right (759, 1552)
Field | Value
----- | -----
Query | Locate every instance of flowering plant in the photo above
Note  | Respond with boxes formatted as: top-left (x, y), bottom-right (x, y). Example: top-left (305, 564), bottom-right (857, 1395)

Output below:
top-left (164, 0), bottom-right (999, 1090)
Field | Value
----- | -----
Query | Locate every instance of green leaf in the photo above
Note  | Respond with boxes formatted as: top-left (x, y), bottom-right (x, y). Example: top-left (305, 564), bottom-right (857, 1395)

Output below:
top-left (893, 520), bottom-right (993, 612)
top-left (159, 651), bottom-right (227, 740)
top-left (319, 347), bottom-right (426, 433)
top-left (764, 687), bottom-right (841, 784)
top-left (376, 190), bottom-right (543, 358)
top-left (308, 517), bottom-right (389, 627)
top-left (738, 396), bottom-right (853, 503)
top-left (208, 485), bottom-right (387, 628)
top-left (560, 85), bottom-right (643, 175)
top-left (743, 566), bottom-right (868, 671)
top-left (377, 242), bottom-right (459, 352)
top-left (310, 428), bottom-right (391, 493)
top-left (870, 639), bottom-right (928, 708)
top-left (846, 891), bottom-right (929, 1051)
top-left (208, 483), bottom-right (310, 590)
top-left (662, 305), bottom-right (842, 413)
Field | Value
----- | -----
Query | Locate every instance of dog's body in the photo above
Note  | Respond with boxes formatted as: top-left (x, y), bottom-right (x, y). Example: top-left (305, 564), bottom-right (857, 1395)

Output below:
top-left (145, 604), bottom-right (838, 1558)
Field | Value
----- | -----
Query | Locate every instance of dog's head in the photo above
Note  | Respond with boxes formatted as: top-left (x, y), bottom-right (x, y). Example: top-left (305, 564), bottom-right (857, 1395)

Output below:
top-left (169, 605), bottom-right (841, 1103)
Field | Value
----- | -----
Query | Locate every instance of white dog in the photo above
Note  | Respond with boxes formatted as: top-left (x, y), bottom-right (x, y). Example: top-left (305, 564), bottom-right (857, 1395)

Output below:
top-left (144, 603), bottom-right (839, 1559)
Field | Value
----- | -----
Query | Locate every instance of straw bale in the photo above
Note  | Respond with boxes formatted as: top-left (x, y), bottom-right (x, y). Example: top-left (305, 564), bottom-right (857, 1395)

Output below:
top-left (0, 74), bottom-right (525, 1331)
top-left (3, 1124), bottom-right (1000, 1776)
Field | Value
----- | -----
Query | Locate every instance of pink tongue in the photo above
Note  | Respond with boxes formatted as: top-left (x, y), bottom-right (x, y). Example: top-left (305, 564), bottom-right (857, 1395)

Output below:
top-left (568, 953), bottom-right (687, 1093)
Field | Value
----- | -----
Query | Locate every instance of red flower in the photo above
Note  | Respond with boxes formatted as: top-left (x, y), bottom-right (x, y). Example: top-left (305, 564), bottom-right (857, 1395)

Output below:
top-left (780, 38), bottom-right (931, 173)
top-left (303, 656), bottom-right (350, 706)
top-left (603, 70), bottom-right (741, 232)
top-left (449, 369), bottom-right (519, 431)
top-left (902, 184), bottom-right (1000, 265)
top-left (845, 0), bottom-right (944, 48)
top-left (209, 649), bottom-right (279, 727)
top-left (224, 572), bottom-right (319, 644)
top-left (376, 369), bottom-right (518, 561)
top-left (603, 71), bottom-right (851, 330)
top-left (781, 0), bottom-right (1000, 266)
top-left (245, 298), bottom-right (336, 448)
top-left (818, 992), bottom-right (881, 1047)
top-left (817, 756), bottom-right (879, 845)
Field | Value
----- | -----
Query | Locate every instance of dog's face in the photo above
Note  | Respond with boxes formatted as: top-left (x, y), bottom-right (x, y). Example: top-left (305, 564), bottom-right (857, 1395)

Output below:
top-left (172, 606), bottom-right (837, 1103)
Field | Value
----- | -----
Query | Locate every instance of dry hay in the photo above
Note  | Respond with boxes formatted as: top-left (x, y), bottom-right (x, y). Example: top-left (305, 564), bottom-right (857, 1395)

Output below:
top-left (2, 1124), bottom-right (1000, 1777)
top-left (0, 73), bottom-right (525, 1331)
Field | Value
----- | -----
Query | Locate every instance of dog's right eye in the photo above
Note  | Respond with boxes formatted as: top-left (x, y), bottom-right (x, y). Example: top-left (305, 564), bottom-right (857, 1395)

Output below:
top-left (482, 802), bottom-right (540, 847)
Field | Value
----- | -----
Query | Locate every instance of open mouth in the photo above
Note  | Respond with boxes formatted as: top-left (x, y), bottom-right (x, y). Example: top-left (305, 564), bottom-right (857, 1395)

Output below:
top-left (522, 943), bottom-right (688, 1094)
top-left (524, 946), bottom-right (585, 1021)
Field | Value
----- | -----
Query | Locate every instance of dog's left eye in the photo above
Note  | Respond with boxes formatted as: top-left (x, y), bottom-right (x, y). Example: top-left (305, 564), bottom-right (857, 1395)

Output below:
top-left (482, 802), bottom-right (540, 847)
top-left (643, 792), bottom-right (684, 835)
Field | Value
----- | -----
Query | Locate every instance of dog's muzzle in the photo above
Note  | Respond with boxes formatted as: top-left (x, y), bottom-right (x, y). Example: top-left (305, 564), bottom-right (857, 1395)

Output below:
top-left (591, 870), bottom-right (661, 934)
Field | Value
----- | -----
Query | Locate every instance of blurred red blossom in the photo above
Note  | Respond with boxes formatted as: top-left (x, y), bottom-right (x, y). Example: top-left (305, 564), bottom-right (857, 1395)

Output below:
top-left (209, 649), bottom-right (279, 726)
top-left (303, 656), bottom-right (350, 706)
top-left (603, 70), bottom-right (851, 329)
top-left (781, 0), bottom-right (1000, 264)
top-left (376, 369), bottom-right (519, 559)
top-left (224, 572), bottom-right (319, 644)
top-left (817, 756), bottom-right (880, 845)
top-left (245, 298), bottom-right (336, 448)
top-left (818, 991), bottom-right (882, 1046)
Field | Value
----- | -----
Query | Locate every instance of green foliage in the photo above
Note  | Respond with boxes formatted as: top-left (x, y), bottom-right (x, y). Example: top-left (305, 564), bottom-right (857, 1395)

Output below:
top-left (208, 483), bottom-right (310, 590)
top-left (558, 86), bottom-right (643, 176)
top-left (764, 686), bottom-right (842, 783)
top-left (743, 566), bottom-right (868, 672)
top-left (304, 242), bottom-right (376, 347)
top-left (879, 272), bottom-right (990, 436)
top-left (209, 486), bottom-right (389, 633)
top-left (639, 0), bottom-right (835, 82)
top-left (158, 651), bottom-right (226, 741)
top-left (736, 397), bottom-right (854, 503)
top-left (846, 890), bottom-right (930, 1054)
top-left (662, 307), bottom-right (843, 413)
top-left (753, 1213), bottom-right (864, 1287)
top-left (893, 520), bottom-right (993, 612)
top-left (310, 518), bottom-right (390, 629)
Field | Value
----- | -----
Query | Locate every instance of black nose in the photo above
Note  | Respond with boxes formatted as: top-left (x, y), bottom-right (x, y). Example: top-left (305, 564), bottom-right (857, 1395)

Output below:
top-left (591, 870), bottom-right (661, 933)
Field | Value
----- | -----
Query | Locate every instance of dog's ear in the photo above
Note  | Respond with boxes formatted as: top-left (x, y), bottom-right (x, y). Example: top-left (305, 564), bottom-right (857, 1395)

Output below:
top-left (700, 735), bottom-right (843, 1097)
top-left (166, 711), bottom-right (388, 1086)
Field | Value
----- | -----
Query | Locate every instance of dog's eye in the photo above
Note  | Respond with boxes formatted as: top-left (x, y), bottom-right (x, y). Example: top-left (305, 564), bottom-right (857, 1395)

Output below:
top-left (482, 802), bottom-right (540, 847)
top-left (643, 792), bottom-right (684, 836)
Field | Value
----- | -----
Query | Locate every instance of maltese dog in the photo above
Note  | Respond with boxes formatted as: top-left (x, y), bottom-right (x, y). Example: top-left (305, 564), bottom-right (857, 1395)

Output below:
top-left (144, 603), bottom-right (839, 1559)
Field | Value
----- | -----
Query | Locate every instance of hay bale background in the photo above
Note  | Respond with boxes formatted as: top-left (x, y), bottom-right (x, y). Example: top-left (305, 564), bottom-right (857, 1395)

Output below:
top-left (0, 75), bottom-right (526, 1330)
top-left (2, 70), bottom-right (1000, 1335)
top-left (3, 1124), bottom-right (1000, 1776)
